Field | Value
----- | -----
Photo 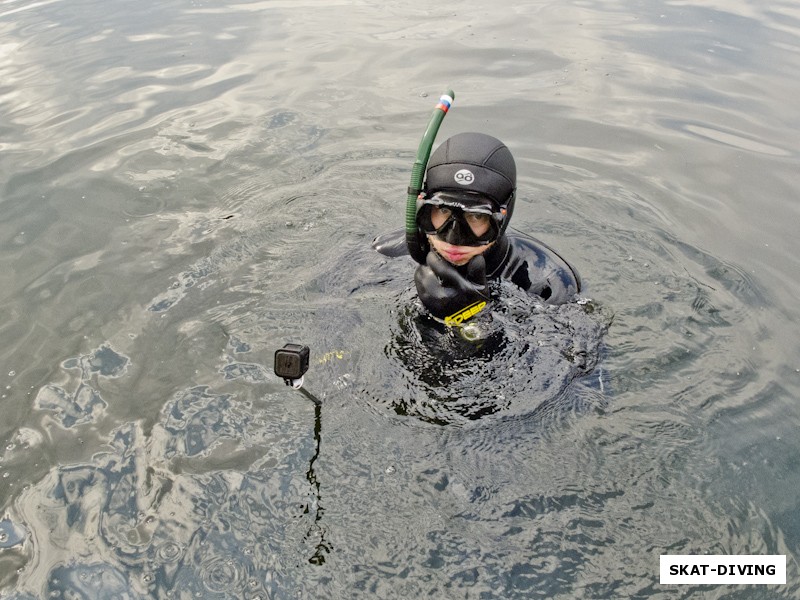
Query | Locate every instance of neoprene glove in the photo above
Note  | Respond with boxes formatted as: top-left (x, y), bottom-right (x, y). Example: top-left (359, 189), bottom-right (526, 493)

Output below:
top-left (414, 251), bottom-right (490, 324)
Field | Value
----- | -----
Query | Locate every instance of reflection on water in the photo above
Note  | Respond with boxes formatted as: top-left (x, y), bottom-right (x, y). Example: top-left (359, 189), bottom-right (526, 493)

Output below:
top-left (2, 0), bottom-right (800, 596)
top-left (34, 345), bottom-right (128, 429)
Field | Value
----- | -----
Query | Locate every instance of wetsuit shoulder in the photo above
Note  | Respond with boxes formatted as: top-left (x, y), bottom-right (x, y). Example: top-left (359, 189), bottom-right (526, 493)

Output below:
top-left (372, 228), bottom-right (409, 257)
top-left (499, 233), bottom-right (581, 304)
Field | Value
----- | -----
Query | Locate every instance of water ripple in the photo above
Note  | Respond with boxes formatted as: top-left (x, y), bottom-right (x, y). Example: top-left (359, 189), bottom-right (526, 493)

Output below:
top-left (3, 0), bottom-right (800, 596)
top-left (200, 555), bottom-right (244, 594)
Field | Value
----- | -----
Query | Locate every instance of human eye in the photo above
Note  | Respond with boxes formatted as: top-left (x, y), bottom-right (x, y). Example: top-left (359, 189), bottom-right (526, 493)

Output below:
top-left (465, 213), bottom-right (489, 226)
top-left (434, 206), bottom-right (452, 218)
top-left (429, 206), bottom-right (452, 229)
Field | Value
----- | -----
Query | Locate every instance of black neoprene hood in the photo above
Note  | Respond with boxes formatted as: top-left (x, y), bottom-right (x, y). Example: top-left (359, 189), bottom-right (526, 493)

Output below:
top-left (424, 132), bottom-right (517, 207)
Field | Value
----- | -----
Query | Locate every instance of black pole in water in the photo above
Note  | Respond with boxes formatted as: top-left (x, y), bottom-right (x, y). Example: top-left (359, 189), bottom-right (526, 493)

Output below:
top-left (297, 385), bottom-right (322, 406)
top-left (305, 400), bottom-right (331, 564)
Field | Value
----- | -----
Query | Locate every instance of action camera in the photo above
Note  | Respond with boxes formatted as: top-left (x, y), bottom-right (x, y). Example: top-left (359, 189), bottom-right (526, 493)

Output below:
top-left (274, 344), bottom-right (310, 380)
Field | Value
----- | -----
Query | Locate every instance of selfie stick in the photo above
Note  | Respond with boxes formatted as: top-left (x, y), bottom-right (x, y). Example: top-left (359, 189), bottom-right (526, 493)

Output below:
top-left (273, 343), bottom-right (328, 562)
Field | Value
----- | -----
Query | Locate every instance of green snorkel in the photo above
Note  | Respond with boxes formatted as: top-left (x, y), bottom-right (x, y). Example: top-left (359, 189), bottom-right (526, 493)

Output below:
top-left (406, 89), bottom-right (454, 264)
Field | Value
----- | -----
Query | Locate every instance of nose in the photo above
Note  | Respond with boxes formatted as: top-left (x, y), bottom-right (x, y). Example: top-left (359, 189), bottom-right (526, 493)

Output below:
top-left (441, 218), bottom-right (468, 245)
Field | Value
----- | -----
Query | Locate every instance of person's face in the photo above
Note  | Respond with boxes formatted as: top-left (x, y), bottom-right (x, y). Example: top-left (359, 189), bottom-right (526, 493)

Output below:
top-left (426, 205), bottom-right (494, 266)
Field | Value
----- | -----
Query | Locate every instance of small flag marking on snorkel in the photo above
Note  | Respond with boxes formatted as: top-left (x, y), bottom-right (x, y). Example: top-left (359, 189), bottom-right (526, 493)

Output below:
top-left (436, 94), bottom-right (453, 113)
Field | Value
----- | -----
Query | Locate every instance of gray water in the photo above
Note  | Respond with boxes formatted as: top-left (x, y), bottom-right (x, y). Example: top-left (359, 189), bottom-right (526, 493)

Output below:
top-left (1, 0), bottom-right (799, 597)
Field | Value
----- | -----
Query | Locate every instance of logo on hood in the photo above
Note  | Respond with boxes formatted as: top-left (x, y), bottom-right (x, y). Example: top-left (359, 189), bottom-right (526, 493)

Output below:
top-left (454, 169), bottom-right (474, 185)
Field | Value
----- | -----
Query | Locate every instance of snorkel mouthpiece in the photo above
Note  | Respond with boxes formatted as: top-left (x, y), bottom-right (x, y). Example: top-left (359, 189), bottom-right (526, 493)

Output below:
top-left (406, 89), bottom-right (454, 264)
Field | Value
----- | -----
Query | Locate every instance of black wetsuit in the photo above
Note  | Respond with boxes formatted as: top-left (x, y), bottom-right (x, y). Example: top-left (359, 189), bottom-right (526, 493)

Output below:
top-left (372, 228), bottom-right (581, 305)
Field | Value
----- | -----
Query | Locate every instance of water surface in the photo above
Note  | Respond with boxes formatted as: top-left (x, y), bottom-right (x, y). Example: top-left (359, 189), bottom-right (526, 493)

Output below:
top-left (1, 0), bottom-right (799, 597)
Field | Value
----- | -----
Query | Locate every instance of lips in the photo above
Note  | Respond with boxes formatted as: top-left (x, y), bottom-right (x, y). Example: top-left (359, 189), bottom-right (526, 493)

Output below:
top-left (442, 249), bottom-right (467, 263)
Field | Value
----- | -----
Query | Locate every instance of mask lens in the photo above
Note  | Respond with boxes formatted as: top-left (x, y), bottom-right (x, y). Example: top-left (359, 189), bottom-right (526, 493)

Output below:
top-left (417, 197), bottom-right (500, 246)
top-left (428, 205), bottom-right (452, 230)
top-left (463, 211), bottom-right (492, 237)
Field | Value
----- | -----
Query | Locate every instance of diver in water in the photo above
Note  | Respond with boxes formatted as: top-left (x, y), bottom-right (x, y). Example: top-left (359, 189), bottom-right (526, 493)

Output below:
top-left (373, 131), bottom-right (581, 325)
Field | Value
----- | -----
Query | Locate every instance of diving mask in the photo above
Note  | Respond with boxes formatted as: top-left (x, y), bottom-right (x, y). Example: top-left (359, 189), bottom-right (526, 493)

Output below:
top-left (417, 191), bottom-right (504, 247)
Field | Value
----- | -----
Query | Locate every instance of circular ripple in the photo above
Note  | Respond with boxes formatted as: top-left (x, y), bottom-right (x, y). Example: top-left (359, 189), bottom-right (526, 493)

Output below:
top-left (155, 540), bottom-right (184, 563)
top-left (201, 556), bottom-right (243, 594)
top-left (122, 192), bottom-right (166, 218)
